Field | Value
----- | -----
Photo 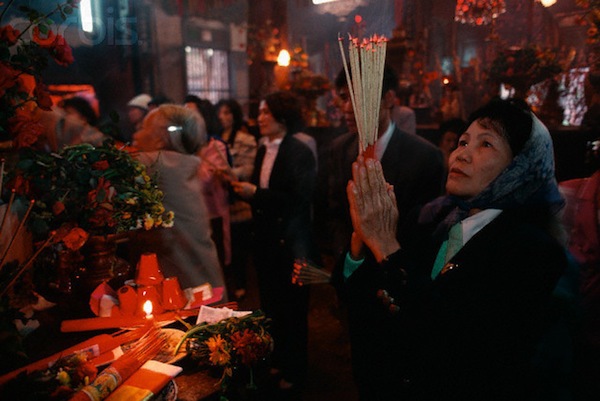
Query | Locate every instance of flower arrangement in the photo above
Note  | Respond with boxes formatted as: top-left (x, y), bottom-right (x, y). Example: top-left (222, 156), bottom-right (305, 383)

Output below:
top-left (488, 45), bottom-right (562, 95)
top-left (176, 310), bottom-right (272, 398)
top-left (454, 0), bottom-right (506, 26)
top-left (1, 351), bottom-right (97, 401)
top-left (0, 0), bottom-right (79, 149)
top-left (576, 0), bottom-right (600, 44)
top-left (291, 70), bottom-right (331, 97)
top-left (290, 46), bottom-right (309, 69)
top-left (8, 141), bottom-right (174, 251)
top-left (246, 19), bottom-right (281, 63)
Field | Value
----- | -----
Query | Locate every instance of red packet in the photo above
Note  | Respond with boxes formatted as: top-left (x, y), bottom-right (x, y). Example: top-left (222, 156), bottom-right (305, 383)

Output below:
top-left (361, 143), bottom-right (376, 160)
top-left (187, 286), bottom-right (224, 309)
top-left (89, 282), bottom-right (118, 317)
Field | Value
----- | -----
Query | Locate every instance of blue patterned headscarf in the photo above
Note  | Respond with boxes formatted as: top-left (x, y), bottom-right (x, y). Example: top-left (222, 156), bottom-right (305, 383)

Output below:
top-left (419, 113), bottom-right (564, 237)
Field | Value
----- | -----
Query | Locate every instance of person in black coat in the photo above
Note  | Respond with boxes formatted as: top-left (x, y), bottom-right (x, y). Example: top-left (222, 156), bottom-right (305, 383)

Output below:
top-left (326, 65), bottom-right (444, 400)
top-left (327, 66), bottom-right (445, 261)
top-left (344, 99), bottom-right (567, 400)
top-left (231, 91), bottom-right (317, 393)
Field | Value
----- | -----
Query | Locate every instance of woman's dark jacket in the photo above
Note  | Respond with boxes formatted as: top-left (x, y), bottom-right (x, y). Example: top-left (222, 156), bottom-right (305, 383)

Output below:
top-left (344, 207), bottom-right (567, 400)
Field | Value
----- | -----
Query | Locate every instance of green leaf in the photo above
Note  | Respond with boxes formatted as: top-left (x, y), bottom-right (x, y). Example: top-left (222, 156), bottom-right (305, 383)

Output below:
top-left (37, 24), bottom-right (49, 35)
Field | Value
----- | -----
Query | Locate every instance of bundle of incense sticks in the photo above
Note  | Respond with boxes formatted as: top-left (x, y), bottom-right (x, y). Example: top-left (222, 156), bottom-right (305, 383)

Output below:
top-left (71, 322), bottom-right (166, 401)
top-left (0, 327), bottom-right (148, 385)
top-left (0, 197), bottom-right (52, 299)
top-left (292, 258), bottom-right (331, 286)
top-left (338, 33), bottom-right (387, 156)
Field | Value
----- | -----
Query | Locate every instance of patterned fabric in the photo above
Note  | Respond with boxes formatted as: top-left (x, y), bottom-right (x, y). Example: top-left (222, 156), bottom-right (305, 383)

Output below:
top-left (230, 130), bottom-right (257, 181)
top-left (198, 138), bottom-right (232, 265)
top-left (419, 113), bottom-right (564, 238)
top-left (105, 360), bottom-right (182, 401)
top-left (229, 130), bottom-right (257, 223)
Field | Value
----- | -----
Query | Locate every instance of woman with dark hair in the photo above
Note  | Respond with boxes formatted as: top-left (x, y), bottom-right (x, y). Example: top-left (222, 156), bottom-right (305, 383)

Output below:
top-left (61, 96), bottom-right (98, 126)
top-left (216, 99), bottom-right (257, 300)
top-left (184, 95), bottom-right (220, 135)
top-left (185, 95), bottom-right (232, 272)
top-left (344, 99), bottom-right (567, 400)
top-left (231, 91), bottom-right (317, 394)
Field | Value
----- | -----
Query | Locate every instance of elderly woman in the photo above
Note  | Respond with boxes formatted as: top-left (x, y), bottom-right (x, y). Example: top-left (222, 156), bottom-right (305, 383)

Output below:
top-left (345, 99), bottom-right (567, 400)
top-left (130, 104), bottom-right (225, 293)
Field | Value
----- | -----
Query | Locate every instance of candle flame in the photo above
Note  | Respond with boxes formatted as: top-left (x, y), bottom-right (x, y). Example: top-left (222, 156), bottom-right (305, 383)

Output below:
top-left (143, 300), bottom-right (153, 316)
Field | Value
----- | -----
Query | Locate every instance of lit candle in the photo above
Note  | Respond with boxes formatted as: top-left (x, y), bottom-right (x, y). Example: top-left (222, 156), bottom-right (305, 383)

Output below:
top-left (143, 300), bottom-right (154, 320)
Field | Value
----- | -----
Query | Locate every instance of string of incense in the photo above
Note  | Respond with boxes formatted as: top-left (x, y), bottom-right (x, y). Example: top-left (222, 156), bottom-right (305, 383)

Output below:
top-left (0, 198), bottom-right (35, 269)
top-left (374, 36), bottom-right (387, 144)
top-left (351, 37), bottom-right (366, 151)
top-left (338, 35), bottom-right (360, 148)
top-left (364, 36), bottom-right (386, 150)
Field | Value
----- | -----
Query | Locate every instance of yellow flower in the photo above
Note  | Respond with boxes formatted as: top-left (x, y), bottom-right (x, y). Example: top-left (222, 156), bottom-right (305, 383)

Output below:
top-left (56, 370), bottom-right (70, 385)
top-left (205, 334), bottom-right (231, 366)
top-left (162, 211), bottom-right (175, 228)
top-left (143, 214), bottom-right (154, 230)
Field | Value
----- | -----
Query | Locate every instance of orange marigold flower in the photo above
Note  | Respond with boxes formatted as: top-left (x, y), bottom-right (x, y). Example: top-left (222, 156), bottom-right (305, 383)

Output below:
top-left (231, 329), bottom-right (261, 365)
top-left (231, 329), bottom-right (254, 349)
top-left (0, 25), bottom-right (20, 46)
top-left (205, 334), bottom-right (231, 366)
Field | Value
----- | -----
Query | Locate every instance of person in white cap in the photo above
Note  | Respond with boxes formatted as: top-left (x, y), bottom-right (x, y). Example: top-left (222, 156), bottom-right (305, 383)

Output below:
top-left (127, 93), bottom-right (152, 133)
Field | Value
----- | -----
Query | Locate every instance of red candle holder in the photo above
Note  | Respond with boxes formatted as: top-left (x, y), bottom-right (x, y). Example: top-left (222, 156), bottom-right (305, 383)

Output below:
top-left (135, 253), bottom-right (164, 286)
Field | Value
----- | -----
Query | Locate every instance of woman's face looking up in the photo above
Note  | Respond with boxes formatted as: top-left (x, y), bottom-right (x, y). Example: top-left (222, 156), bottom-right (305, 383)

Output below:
top-left (446, 119), bottom-right (514, 199)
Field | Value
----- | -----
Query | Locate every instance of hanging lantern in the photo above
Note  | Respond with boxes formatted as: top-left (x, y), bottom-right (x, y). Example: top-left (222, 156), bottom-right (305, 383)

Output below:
top-left (454, 0), bottom-right (506, 26)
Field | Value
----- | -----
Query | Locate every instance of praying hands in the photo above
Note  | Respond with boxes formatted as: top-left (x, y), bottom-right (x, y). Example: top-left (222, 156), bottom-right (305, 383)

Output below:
top-left (346, 156), bottom-right (401, 263)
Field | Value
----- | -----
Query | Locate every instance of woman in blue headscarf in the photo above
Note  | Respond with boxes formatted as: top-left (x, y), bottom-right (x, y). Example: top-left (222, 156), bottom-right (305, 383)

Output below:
top-left (344, 99), bottom-right (567, 400)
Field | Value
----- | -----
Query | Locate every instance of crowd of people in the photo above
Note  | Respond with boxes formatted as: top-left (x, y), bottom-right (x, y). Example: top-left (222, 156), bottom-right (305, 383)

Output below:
top-left (21, 63), bottom-right (600, 400)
